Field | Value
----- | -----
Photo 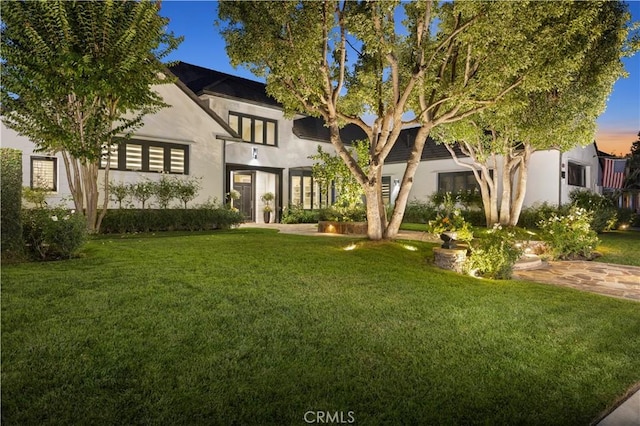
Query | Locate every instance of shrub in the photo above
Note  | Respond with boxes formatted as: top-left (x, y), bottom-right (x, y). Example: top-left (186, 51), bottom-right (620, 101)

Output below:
top-left (465, 225), bottom-right (523, 279)
top-left (175, 177), bottom-right (202, 208)
top-left (1, 148), bottom-right (23, 258)
top-left (517, 202), bottom-right (569, 229)
top-left (318, 204), bottom-right (367, 222)
top-left (538, 206), bottom-right (599, 260)
top-left (461, 209), bottom-right (486, 227)
top-left (615, 208), bottom-right (636, 229)
top-left (153, 175), bottom-right (179, 209)
top-left (99, 207), bottom-right (243, 234)
top-left (109, 181), bottom-right (130, 208)
top-left (130, 180), bottom-right (155, 208)
top-left (426, 208), bottom-right (474, 243)
top-left (282, 205), bottom-right (320, 224)
top-left (22, 208), bottom-right (87, 260)
top-left (22, 186), bottom-right (51, 208)
top-left (403, 199), bottom-right (437, 223)
top-left (569, 189), bottom-right (617, 233)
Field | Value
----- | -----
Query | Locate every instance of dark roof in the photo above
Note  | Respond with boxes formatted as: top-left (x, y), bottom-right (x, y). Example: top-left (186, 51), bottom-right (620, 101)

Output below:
top-left (293, 117), bottom-right (464, 162)
top-left (386, 127), bottom-right (465, 163)
top-left (169, 61), bottom-right (280, 108)
top-left (292, 116), bottom-right (368, 145)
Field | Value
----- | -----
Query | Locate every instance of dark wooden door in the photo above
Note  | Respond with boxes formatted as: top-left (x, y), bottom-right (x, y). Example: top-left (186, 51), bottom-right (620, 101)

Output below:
top-left (233, 173), bottom-right (254, 221)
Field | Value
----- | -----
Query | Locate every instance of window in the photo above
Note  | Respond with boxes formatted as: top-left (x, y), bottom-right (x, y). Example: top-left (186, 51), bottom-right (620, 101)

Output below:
top-left (229, 112), bottom-right (277, 146)
top-left (567, 162), bottom-right (586, 187)
top-left (31, 156), bottom-right (57, 191)
top-left (290, 169), bottom-right (330, 209)
top-left (437, 170), bottom-right (482, 193)
top-left (382, 176), bottom-right (391, 205)
top-left (100, 140), bottom-right (189, 174)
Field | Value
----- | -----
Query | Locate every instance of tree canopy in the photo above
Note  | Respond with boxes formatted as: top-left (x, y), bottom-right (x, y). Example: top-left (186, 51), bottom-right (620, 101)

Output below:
top-left (218, 0), bottom-right (636, 239)
top-left (1, 0), bottom-right (181, 232)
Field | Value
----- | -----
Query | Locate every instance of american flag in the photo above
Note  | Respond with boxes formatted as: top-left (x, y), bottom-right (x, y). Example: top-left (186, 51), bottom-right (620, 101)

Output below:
top-left (602, 158), bottom-right (626, 189)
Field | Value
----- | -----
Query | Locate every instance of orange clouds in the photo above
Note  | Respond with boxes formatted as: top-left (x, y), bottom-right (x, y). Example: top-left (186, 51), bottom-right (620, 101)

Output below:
top-left (596, 128), bottom-right (637, 156)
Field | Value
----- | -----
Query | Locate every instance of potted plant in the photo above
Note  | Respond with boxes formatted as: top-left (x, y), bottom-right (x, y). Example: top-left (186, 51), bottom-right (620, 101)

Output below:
top-left (260, 192), bottom-right (275, 223)
top-left (426, 208), bottom-right (473, 249)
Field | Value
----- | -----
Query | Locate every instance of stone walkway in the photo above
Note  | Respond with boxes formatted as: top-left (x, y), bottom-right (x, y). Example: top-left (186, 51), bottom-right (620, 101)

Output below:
top-left (513, 260), bottom-right (640, 302)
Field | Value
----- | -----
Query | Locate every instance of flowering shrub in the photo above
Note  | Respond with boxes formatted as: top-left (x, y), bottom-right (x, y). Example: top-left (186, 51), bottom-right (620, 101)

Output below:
top-left (426, 209), bottom-right (474, 243)
top-left (569, 189), bottom-right (617, 233)
top-left (465, 225), bottom-right (523, 279)
top-left (22, 208), bottom-right (87, 260)
top-left (538, 206), bottom-right (599, 260)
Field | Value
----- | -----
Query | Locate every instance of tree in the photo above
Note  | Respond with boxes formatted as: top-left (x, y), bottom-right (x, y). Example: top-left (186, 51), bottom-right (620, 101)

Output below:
top-left (1, 0), bottom-right (181, 232)
top-left (434, 1), bottom-right (636, 227)
top-left (217, 0), bottom-right (634, 240)
top-left (624, 132), bottom-right (640, 191)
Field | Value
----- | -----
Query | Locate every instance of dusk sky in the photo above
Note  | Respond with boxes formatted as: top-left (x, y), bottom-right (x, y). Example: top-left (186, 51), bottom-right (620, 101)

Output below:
top-left (160, 1), bottom-right (640, 156)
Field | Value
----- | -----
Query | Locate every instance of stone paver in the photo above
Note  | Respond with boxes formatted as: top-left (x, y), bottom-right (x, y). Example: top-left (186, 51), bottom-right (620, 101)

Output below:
top-left (513, 260), bottom-right (640, 302)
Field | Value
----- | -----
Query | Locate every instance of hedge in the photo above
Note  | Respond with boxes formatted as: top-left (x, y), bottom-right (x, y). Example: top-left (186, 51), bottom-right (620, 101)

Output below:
top-left (99, 208), bottom-right (244, 234)
top-left (1, 148), bottom-right (23, 257)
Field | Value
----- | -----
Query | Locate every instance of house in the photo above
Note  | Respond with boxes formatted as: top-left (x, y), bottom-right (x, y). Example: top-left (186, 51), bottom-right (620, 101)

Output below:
top-left (381, 127), bottom-right (603, 207)
top-left (1, 76), bottom-right (238, 208)
top-left (168, 62), bottom-right (367, 222)
top-left (3, 60), bottom-right (604, 222)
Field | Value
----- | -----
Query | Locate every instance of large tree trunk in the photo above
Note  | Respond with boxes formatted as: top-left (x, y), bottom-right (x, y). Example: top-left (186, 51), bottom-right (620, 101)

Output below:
top-left (384, 126), bottom-right (432, 239)
top-left (509, 145), bottom-right (532, 226)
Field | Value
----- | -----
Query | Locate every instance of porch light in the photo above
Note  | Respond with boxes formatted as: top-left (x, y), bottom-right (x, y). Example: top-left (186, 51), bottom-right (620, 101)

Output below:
top-left (252, 147), bottom-right (258, 160)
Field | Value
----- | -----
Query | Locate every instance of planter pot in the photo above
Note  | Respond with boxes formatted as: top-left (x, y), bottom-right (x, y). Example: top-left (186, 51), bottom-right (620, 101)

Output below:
top-left (263, 211), bottom-right (272, 223)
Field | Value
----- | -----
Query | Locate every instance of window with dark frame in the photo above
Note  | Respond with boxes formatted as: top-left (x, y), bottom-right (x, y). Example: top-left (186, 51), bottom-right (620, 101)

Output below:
top-left (289, 169), bottom-right (330, 209)
top-left (31, 156), bottom-right (57, 191)
top-left (382, 176), bottom-right (391, 205)
top-left (567, 162), bottom-right (586, 187)
top-left (229, 112), bottom-right (277, 146)
top-left (100, 140), bottom-right (189, 175)
top-left (437, 170), bottom-right (484, 193)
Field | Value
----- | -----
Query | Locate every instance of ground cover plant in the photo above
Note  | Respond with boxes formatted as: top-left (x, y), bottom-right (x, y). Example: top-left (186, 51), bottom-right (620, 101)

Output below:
top-left (2, 229), bottom-right (639, 425)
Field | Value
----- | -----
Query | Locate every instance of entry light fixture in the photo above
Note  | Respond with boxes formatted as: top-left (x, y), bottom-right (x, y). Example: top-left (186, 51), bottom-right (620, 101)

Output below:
top-left (252, 147), bottom-right (258, 160)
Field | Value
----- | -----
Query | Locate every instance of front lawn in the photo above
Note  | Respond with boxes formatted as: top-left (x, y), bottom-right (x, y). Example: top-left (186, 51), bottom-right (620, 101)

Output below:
top-left (2, 229), bottom-right (639, 425)
top-left (596, 231), bottom-right (640, 266)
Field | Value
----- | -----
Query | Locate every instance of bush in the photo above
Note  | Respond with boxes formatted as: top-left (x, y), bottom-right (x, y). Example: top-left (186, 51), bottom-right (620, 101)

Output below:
top-left (517, 202), bottom-right (568, 229)
top-left (569, 189), bottom-right (617, 233)
top-left (317, 204), bottom-right (367, 222)
top-left (403, 199), bottom-right (437, 223)
top-left (615, 208), bottom-right (636, 229)
top-left (22, 208), bottom-right (87, 260)
top-left (282, 205), bottom-right (320, 224)
top-left (538, 206), bottom-right (599, 260)
top-left (99, 207), bottom-right (243, 234)
top-left (109, 181), bottom-right (130, 208)
top-left (465, 225), bottom-right (523, 279)
top-left (426, 208), bottom-right (474, 243)
top-left (461, 209), bottom-right (486, 227)
top-left (1, 148), bottom-right (23, 258)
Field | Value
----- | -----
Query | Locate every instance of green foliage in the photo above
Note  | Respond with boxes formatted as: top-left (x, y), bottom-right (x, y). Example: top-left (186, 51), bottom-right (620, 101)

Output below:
top-left (99, 207), bottom-right (243, 234)
top-left (615, 208), bottom-right (637, 228)
top-left (1, 0), bottom-right (182, 232)
top-left (310, 141), bottom-right (368, 212)
top-left (153, 175), bottom-right (179, 209)
top-left (403, 200), bottom-right (437, 224)
top-left (175, 177), bottom-right (202, 209)
top-left (318, 205), bottom-right (367, 223)
top-left (1, 148), bottom-right (23, 257)
top-left (130, 180), bottom-right (155, 209)
top-left (281, 205), bottom-right (320, 224)
top-left (260, 192), bottom-right (275, 213)
top-left (426, 209), bottom-right (474, 243)
top-left (22, 208), bottom-right (87, 261)
top-left (624, 132), bottom-right (640, 190)
top-left (22, 187), bottom-right (50, 208)
top-left (538, 206), bottom-right (600, 260)
top-left (218, 1), bottom-right (636, 238)
top-left (569, 189), bottom-right (618, 233)
top-left (109, 181), bottom-right (131, 209)
top-left (517, 203), bottom-right (570, 229)
top-left (465, 225), bottom-right (524, 280)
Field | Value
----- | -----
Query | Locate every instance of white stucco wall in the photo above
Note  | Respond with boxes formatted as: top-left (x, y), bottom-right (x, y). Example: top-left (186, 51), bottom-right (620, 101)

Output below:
top-left (383, 143), bottom-right (600, 209)
top-left (1, 83), bottom-right (228, 209)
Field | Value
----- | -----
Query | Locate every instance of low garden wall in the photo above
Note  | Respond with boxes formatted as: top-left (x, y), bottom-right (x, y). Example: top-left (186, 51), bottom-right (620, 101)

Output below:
top-left (318, 221), bottom-right (367, 235)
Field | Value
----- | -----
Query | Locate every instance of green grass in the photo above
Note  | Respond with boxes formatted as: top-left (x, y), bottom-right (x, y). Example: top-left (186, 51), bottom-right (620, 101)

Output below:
top-left (2, 229), bottom-right (639, 425)
top-left (596, 231), bottom-right (640, 266)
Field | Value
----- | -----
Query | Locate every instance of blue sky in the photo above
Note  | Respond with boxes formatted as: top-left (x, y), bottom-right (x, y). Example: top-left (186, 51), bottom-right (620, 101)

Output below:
top-left (160, 1), bottom-right (640, 156)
